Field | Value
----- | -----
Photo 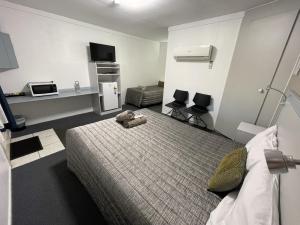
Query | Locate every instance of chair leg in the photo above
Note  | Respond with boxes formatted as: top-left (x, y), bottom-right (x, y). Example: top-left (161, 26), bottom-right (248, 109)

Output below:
top-left (187, 115), bottom-right (193, 120)
top-left (179, 110), bottom-right (188, 121)
top-left (195, 116), bottom-right (207, 128)
top-left (188, 115), bottom-right (207, 128)
top-left (167, 107), bottom-right (189, 122)
top-left (167, 108), bottom-right (180, 119)
top-left (174, 109), bottom-right (180, 119)
top-left (166, 108), bottom-right (174, 115)
top-left (168, 108), bottom-right (186, 121)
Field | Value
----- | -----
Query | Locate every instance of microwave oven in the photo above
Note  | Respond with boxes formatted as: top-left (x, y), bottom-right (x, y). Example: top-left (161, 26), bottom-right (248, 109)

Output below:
top-left (28, 82), bottom-right (59, 97)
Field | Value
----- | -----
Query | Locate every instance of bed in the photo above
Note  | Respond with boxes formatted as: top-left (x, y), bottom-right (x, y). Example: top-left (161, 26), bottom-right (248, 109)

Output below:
top-left (66, 109), bottom-right (240, 225)
top-left (125, 85), bottom-right (164, 107)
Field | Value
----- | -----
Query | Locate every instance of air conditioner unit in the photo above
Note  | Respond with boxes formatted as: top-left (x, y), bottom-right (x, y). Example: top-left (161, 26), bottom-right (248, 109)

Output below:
top-left (173, 45), bottom-right (213, 61)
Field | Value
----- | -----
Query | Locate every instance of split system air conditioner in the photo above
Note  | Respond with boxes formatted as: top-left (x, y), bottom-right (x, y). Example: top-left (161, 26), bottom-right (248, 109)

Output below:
top-left (173, 45), bottom-right (213, 62)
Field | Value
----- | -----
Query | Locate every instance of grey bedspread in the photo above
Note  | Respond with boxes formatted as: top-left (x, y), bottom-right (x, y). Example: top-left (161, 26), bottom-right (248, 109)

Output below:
top-left (125, 85), bottom-right (164, 107)
top-left (66, 109), bottom-right (240, 225)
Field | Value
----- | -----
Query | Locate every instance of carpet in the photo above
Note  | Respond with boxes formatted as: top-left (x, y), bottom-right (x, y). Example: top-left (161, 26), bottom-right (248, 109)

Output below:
top-left (12, 151), bottom-right (108, 225)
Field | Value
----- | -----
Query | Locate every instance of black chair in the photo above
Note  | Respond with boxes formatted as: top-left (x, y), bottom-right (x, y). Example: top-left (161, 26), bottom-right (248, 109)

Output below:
top-left (0, 86), bottom-right (26, 131)
top-left (185, 92), bottom-right (211, 128)
top-left (165, 89), bottom-right (189, 121)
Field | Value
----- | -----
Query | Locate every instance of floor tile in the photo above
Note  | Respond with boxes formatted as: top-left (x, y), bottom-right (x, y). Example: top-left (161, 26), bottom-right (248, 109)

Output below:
top-left (11, 134), bottom-right (33, 143)
top-left (11, 152), bottom-right (40, 169)
top-left (39, 135), bottom-right (61, 146)
top-left (11, 128), bottom-right (65, 168)
top-left (33, 129), bottom-right (56, 138)
top-left (39, 142), bottom-right (65, 158)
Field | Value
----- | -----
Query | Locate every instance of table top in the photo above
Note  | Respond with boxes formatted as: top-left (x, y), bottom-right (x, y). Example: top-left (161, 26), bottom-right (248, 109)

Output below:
top-left (7, 87), bottom-right (98, 104)
top-left (237, 121), bottom-right (266, 134)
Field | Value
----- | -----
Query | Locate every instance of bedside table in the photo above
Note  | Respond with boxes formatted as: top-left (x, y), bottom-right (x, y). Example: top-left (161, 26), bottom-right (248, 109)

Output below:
top-left (235, 122), bottom-right (266, 144)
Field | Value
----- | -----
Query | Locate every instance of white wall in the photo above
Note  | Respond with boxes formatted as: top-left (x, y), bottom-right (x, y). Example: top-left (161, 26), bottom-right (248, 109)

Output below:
top-left (0, 0), bottom-right (162, 124)
top-left (162, 12), bottom-right (243, 129)
top-left (158, 42), bottom-right (167, 81)
top-left (215, 1), bottom-right (300, 139)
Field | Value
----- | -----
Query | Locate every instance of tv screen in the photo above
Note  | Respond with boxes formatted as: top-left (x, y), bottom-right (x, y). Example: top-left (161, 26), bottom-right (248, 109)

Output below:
top-left (89, 43), bottom-right (116, 62)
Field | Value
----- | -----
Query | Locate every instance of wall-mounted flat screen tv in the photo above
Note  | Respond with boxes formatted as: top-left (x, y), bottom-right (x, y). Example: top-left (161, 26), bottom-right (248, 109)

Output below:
top-left (89, 42), bottom-right (116, 62)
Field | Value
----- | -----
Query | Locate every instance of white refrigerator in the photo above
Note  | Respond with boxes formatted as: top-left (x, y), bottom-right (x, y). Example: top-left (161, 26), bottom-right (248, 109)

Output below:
top-left (100, 82), bottom-right (119, 111)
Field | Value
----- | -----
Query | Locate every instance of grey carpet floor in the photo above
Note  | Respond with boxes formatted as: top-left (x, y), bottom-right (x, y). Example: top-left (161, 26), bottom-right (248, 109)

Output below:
top-left (12, 104), bottom-right (162, 225)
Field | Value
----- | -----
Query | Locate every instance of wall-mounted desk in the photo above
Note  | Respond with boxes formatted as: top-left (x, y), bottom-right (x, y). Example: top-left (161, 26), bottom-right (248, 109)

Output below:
top-left (7, 87), bottom-right (98, 104)
top-left (7, 87), bottom-right (99, 125)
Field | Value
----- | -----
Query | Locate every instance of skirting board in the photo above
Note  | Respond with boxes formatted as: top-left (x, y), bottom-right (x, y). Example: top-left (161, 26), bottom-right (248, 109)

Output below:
top-left (25, 108), bottom-right (94, 125)
top-left (100, 107), bottom-right (122, 116)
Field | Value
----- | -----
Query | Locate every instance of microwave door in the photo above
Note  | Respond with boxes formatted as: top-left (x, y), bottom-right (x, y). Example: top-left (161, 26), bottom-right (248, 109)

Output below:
top-left (31, 84), bottom-right (58, 96)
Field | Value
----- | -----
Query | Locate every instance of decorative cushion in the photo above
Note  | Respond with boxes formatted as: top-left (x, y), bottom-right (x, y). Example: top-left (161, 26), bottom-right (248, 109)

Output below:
top-left (208, 147), bottom-right (247, 192)
top-left (158, 80), bottom-right (164, 87)
top-left (138, 85), bottom-right (146, 90)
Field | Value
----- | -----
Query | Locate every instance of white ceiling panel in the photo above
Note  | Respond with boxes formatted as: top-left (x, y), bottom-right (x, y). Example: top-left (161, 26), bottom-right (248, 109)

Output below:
top-left (5, 0), bottom-right (273, 40)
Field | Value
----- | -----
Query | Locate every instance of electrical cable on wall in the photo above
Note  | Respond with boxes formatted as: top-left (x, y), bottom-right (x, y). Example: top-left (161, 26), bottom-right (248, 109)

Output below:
top-left (266, 85), bottom-right (287, 101)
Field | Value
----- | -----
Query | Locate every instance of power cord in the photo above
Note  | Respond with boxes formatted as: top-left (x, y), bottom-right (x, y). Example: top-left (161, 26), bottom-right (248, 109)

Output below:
top-left (266, 85), bottom-right (287, 102)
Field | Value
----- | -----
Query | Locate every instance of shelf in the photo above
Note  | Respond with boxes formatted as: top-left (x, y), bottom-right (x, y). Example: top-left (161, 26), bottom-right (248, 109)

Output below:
top-left (7, 87), bottom-right (99, 104)
top-left (89, 61), bottom-right (121, 116)
top-left (99, 91), bottom-right (121, 97)
top-left (97, 73), bottom-right (120, 76)
top-left (97, 67), bottom-right (120, 69)
top-left (96, 62), bottom-right (119, 65)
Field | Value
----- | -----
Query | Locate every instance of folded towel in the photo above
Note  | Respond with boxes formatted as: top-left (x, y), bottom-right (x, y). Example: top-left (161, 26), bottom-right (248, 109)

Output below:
top-left (116, 110), bottom-right (135, 122)
top-left (123, 116), bottom-right (147, 128)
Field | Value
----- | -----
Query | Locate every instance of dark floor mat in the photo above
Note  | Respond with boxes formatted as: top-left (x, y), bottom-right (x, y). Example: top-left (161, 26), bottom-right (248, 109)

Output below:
top-left (10, 136), bottom-right (43, 160)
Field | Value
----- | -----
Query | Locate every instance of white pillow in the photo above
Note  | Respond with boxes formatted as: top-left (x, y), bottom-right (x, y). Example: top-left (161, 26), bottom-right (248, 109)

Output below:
top-left (223, 162), bottom-right (279, 225)
top-left (206, 127), bottom-right (279, 225)
top-left (246, 125), bottom-right (277, 150)
top-left (207, 167), bottom-right (279, 225)
top-left (246, 125), bottom-right (277, 170)
top-left (206, 191), bottom-right (238, 225)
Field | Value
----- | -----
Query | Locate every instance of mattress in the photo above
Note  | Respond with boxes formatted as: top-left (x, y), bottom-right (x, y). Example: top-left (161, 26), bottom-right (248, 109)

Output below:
top-left (125, 86), bottom-right (163, 107)
top-left (66, 109), bottom-right (240, 225)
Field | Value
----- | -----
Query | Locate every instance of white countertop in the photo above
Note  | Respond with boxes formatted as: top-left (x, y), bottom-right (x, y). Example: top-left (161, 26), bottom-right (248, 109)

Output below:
top-left (7, 87), bottom-right (98, 104)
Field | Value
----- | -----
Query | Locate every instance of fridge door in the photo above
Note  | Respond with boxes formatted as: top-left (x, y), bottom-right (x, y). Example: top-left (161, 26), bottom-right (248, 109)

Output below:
top-left (102, 82), bottom-right (118, 111)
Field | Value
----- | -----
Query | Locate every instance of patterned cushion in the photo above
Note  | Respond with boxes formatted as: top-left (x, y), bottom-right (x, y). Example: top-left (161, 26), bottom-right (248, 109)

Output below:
top-left (208, 147), bottom-right (247, 192)
top-left (158, 80), bottom-right (164, 87)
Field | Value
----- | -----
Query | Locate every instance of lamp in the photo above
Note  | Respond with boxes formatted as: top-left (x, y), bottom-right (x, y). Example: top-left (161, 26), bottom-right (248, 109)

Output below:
top-left (264, 149), bottom-right (300, 174)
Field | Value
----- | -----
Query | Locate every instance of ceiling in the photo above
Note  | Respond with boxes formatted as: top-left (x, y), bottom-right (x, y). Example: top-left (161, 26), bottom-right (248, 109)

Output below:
top-left (6, 0), bottom-right (273, 41)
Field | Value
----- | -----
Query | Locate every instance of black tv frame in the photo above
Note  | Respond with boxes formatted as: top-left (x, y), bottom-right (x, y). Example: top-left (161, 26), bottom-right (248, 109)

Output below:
top-left (89, 42), bottom-right (116, 62)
